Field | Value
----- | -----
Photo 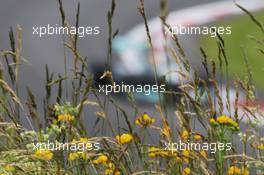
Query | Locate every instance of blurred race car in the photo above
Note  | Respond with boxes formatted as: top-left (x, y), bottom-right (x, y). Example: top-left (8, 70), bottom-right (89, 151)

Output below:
top-left (92, 0), bottom-right (264, 102)
top-left (109, 0), bottom-right (263, 83)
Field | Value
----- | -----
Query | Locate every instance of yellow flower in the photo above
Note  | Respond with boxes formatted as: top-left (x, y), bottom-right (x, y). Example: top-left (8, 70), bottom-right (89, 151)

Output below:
top-left (105, 167), bottom-right (121, 175)
top-left (93, 154), bottom-right (108, 165)
top-left (210, 118), bottom-right (217, 125)
top-left (148, 147), bottom-right (177, 158)
top-left (241, 167), bottom-right (249, 175)
top-left (108, 162), bottom-right (115, 169)
top-left (227, 166), bottom-right (241, 175)
top-left (216, 115), bottom-right (231, 124)
top-left (71, 137), bottom-right (90, 146)
top-left (181, 130), bottom-right (189, 141)
top-left (34, 149), bottom-right (53, 161)
top-left (105, 162), bottom-right (115, 175)
top-left (257, 144), bottom-right (264, 150)
top-left (182, 150), bottom-right (190, 163)
top-left (78, 152), bottom-right (89, 160)
top-left (162, 125), bottom-right (172, 139)
top-left (80, 137), bottom-right (89, 142)
top-left (68, 152), bottom-right (89, 161)
top-left (199, 150), bottom-right (207, 159)
top-left (182, 167), bottom-right (191, 175)
top-left (4, 164), bottom-right (15, 172)
top-left (58, 114), bottom-right (75, 122)
top-left (105, 169), bottom-right (114, 175)
top-left (148, 147), bottom-right (160, 158)
top-left (210, 115), bottom-right (239, 129)
top-left (159, 150), bottom-right (172, 157)
top-left (135, 113), bottom-right (155, 127)
top-left (175, 156), bottom-right (182, 163)
top-left (193, 133), bottom-right (202, 141)
top-left (217, 115), bottom-right (239, 127)
top-left (116, 133), bottom-right (133, 145)
top-left (68, 152), bottom-right (79, 161)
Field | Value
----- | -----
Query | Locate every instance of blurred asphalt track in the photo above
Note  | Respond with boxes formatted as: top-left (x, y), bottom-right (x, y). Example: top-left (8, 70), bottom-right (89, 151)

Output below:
top-left (0, 0), bottom-right (222, 129)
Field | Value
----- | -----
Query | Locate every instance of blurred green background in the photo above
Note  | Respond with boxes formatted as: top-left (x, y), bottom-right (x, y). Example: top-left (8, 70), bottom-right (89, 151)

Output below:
top-left (200, 11), bottom-right (264, 89)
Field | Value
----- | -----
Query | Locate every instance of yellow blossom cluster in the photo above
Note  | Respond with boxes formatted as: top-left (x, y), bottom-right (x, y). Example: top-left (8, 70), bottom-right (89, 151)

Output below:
top-left (257, 144), bottom-right (264, 150)
top-left (135, 113), bottom-right (155, 127)
top-left (181, 130), bottom-right (203, 141)
top-left (58, 113), bottom-right (75, 122)
top-left (4, 164), bottom-right (15, 172)
top-left (93, 154), bottom-right (109, 165)
top-left (182, 167), bottom-right (191, 175)
top-left (181, 130), bottom-right (189, 141)
top-left (71, 137), bottom-right (89, 144)
top-left (68, 152), bottom-right (89, 161)
top-left (148, 147), bottom-right (178, 158)
top-left (199, 150), bottom-right (207, 159)
top-left (93, 155), bottom-right (121, 175)
top-left (193, 134), bottom-right (202, 141)
top-left (116, 133), bottom-right (133, 145)
top-left (210, 115), bottom-right (239, 129)
top-left (34, 149), bottom-right (53, 161)
top-left (105, 162), bottom-right (121, 175)
top-left (182, 150), bottom-right (190, 163)
top-left (227, 166), bottom-right (249, 175)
